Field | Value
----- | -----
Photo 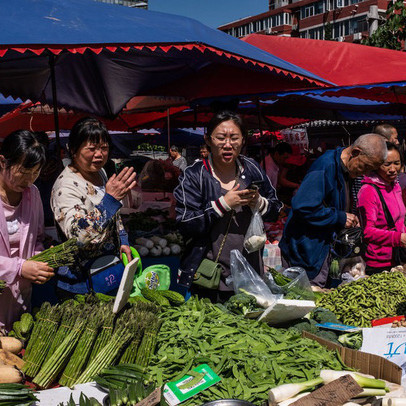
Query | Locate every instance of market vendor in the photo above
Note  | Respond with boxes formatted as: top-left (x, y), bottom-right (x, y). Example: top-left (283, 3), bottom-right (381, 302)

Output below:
top-left (0, 130), bottom-right (52, 331)
top-left (279, 134), bottom-right (387, 287)
top-left (174, 111), bottom-right (282, 302)
top-left (51, 117), bottom-right (136, 300)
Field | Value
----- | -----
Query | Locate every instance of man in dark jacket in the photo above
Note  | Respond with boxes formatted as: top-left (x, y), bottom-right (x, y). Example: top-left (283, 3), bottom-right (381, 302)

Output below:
top-left (279, 134), bottom-right (387, 287)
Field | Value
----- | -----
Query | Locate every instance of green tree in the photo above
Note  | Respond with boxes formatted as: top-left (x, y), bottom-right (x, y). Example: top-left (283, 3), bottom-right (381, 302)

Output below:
top-left (324, 21), bottom-right (333, 41)
top-left (363, 0), bottom-right (406, 50)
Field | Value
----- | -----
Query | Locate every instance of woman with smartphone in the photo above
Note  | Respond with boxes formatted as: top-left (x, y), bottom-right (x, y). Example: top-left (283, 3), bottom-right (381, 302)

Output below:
top-left (173, 111), bottom-right (283, 302)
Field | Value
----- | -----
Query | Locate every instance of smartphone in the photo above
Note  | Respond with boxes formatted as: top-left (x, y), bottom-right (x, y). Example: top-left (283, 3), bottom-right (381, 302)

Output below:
top-left (248, 180), bottom-right (264, 191)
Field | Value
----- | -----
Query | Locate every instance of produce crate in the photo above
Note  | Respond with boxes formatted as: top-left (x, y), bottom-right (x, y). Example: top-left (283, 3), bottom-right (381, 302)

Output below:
top-left (302, 331), bottom-right (402, 384)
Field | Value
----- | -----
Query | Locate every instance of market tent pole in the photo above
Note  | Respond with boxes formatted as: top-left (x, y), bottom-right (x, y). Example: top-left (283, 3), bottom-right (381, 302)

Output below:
top-left (49, 54), bottom-right (61, 156)
top-left (167, 108), bottom-right (171, 152)
top-left (257, 99), bottom-right (266, 170)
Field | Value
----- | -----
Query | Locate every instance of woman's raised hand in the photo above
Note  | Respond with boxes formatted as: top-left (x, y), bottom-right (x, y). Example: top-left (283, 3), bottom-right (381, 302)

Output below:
top-left (106, 167), bottom-right (137, 201)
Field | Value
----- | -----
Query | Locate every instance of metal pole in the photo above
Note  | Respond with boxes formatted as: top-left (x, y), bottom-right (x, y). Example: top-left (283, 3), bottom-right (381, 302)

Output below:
top-left (49, 54), bottom-right (61, 157)
top-left (167, 107), bottom-right (171, 152)
top-left (257, 99), bottom-right (266, 170)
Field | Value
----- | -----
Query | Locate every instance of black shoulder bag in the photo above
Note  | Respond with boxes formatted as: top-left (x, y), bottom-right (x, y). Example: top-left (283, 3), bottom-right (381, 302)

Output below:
top-left (370, 184), bottom-right (406, 266)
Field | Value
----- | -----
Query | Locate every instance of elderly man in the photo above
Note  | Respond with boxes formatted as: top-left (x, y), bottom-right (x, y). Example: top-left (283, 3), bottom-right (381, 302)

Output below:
top-left (374, 123), bottom-right (399, 145)
top-left (279, 134), bottom-right (387, 287)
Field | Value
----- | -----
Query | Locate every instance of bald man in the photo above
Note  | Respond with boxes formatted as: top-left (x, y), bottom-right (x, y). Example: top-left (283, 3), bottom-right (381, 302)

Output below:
top-left (374, 124), bottom-right (399, 145)
top-left (280, 134), bottom-right (388, 287)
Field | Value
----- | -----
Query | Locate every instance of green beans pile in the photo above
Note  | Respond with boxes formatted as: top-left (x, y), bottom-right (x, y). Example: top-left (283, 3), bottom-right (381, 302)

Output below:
top-left (149, 297), bottom-right (346, 406)
top-left (317, 271), bottom-right (406, 327)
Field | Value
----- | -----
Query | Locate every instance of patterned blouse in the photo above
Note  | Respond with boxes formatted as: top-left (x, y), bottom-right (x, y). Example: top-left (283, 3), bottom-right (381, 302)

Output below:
top-left (50, 166), bottom-right (129, 293)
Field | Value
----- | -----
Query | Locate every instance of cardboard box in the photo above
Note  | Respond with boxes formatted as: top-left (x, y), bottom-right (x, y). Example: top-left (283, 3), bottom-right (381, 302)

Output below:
top-left (303, 331), bottom-right (402, 384)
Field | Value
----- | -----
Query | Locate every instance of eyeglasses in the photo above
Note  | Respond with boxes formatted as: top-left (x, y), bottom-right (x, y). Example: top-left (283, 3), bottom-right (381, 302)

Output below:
top-left (211, 135), bottom-right (242, 147)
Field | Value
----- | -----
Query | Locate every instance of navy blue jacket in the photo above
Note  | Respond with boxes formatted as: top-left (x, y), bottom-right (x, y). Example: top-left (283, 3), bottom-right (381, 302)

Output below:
top-left (279, 148), bottom-right (347, 279)
top-left (174, 156), bottom-right (283, 288)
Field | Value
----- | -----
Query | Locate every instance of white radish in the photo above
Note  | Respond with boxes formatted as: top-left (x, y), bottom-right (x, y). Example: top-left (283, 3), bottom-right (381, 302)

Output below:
top-left (169, 244), bottom-right (181, 255)
top-left (277, 392), bottom-right (310, 405)
top-left (162, 247), bottom-right (171, 256)
top-left (135, 237), bottom-right (154, 249)
top-left (134, 244), bottom-right (149, 257)
top-left (150, 246), bottom-right (162, 257)
top-left (151, 236), bottom-right (167, 248)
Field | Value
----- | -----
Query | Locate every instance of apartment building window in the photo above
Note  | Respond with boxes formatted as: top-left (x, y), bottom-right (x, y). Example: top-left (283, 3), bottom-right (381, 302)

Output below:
top-left (283, 13), bottom-right (291, 25)
top-left (301, 5), bottom-right (315, 18)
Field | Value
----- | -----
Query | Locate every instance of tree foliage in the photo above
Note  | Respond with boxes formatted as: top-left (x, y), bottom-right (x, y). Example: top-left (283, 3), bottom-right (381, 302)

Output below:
top-left (363, 0), bottom-right (406, 50)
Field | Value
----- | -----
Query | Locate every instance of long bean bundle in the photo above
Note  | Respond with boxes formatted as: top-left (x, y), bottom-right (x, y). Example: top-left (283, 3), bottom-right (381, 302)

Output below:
top-left (28, 238), bottom-right (79, 268)
top-left (88, 305), bottom-right (114, 363)
top-left (23, 303), bottom-right (61, 377)
top-left (33, 318), bottom-right (86, 388)
top-left (23, 303), bottom-right (49, 361)
top-left (75, 320), bottom-right (133, 385)
top-left (60, 306), bottom-right (102, 387)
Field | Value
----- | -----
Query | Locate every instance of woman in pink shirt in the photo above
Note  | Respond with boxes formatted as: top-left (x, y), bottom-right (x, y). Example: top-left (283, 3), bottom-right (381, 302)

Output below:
top-left (0, 130), bottom-right (53, 331)
top-left (358, 143), bottom-right (406, 275)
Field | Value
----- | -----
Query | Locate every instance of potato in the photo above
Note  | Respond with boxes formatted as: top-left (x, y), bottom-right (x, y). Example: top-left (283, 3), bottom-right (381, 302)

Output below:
top-left (0, 365), bottom-right (23, 383)
top-left (0, 337), bottom-right (23, 354)
top-left (0, 349), bottom-right (24, 369)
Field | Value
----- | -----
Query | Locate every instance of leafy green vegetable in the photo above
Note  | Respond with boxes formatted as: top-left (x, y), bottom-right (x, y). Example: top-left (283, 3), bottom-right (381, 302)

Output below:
top-left (311, 307), bottom-right (339, 324)
top-left (224, 293), bottom-right (258, 315)
top-left (338, 332), bottom-right (362, 350)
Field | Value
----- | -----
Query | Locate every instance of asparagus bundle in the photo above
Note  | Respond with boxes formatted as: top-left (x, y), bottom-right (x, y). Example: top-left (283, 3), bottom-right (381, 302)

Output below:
top-left (135, 314), bottom-right (162, 368)
top-left (60, 306), bottom-right (103, 387)
top-left (33, 318), bottom-right (86, 388)
top-left (75, 320), bottom-right (133, 385)
top-left (119, 311), bottom-right (146, 365)
top-left (23, 303), bottom-right (61, 377)
top-left (0, 279), bottom-right (5, 294)
top-left (28, 238), bottom-right (79, 268)
top-left (46, 304), bottom-right (78, 362)
top-left (88, 305), bottom-right (115, 363)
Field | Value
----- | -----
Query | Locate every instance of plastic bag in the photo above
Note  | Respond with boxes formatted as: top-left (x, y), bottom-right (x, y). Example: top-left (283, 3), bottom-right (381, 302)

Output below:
top-left (230, 249), bottom-right (278, 308)
top-left (263, 267), bottom-right (315, 301)
top-left (244, 210), bottom-right (267, 253)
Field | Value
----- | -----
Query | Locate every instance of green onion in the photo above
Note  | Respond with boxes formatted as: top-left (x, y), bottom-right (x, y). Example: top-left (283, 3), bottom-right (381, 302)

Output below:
top-left (320, 370), bottom-right (387, 389)
top-left (268, 377), bottom-right (323, 405)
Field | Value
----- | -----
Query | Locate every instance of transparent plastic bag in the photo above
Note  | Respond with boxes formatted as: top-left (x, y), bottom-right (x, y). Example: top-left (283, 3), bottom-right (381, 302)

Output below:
top-left (230, 249), bottom-right (278, 308)
top-left (263, 267), bottom-right (315, 301)
top-left (243, 210), bottom-right (267, 253)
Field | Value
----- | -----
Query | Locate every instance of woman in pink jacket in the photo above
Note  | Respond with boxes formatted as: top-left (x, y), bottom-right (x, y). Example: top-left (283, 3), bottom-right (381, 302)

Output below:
top-left (358, 143), bottom-right (406, 275)
top-left (0, 130), bottom-right (54, 331)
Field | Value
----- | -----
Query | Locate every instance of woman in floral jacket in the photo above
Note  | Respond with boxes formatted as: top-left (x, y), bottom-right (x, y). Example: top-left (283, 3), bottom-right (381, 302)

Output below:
top-left (51, 118), bottom-right (136, 298)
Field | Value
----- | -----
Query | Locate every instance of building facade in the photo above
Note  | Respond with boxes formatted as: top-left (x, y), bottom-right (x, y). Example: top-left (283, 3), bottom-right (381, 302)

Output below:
top-left (94, 0), bottom-right (148, 9)
top-left (218, 0), bottom-right (386, 42)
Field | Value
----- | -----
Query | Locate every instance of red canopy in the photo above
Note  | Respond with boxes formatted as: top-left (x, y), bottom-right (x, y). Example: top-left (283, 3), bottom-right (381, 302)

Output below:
top-left (243, 34), bottom-right (406, 87)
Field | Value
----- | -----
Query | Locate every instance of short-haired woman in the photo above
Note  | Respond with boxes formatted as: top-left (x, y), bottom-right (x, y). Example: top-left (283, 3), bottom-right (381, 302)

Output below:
top-left (0, 130), bottom-right (51, 331)
top-left (51, 117), bottom-right (136, 299)
top-left (174, 111), bottom-right (282, 302)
